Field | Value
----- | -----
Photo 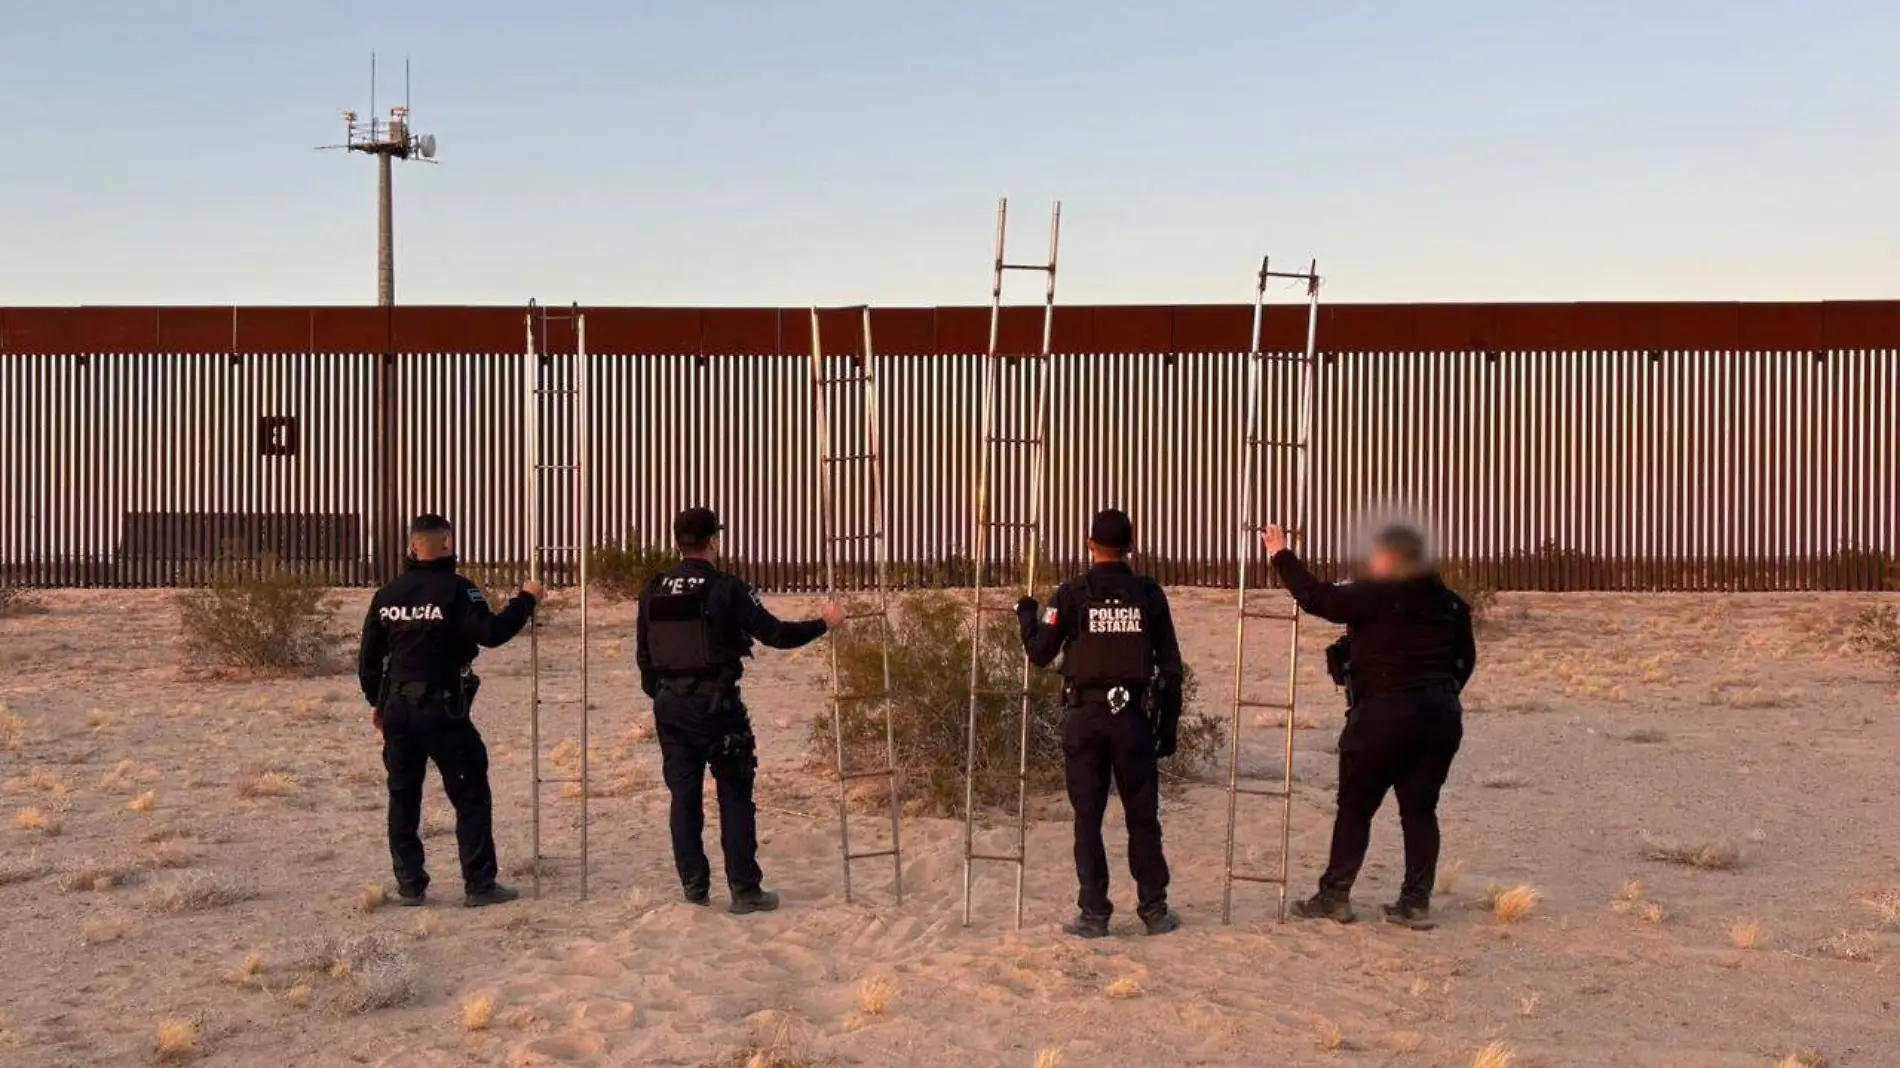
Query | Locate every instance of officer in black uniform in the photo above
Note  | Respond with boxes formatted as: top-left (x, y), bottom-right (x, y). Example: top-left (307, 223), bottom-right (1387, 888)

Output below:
top-left (636, 507), bottom-right (844, 914)
top-left (1016, 509), bottom-right (1185, 938)
top-left (1264, 521), bottom-right (1476, 929)
top-left (357, 514), bottom-right (544, 908)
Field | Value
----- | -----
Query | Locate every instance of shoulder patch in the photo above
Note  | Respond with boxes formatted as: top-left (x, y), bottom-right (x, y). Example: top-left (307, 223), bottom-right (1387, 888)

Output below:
top-left (466, 587), bottom-right (487, 605)
top-left (748, 587), bottom-right (763, 607)
top-left (1043, 607), bottom-right (1059, 626)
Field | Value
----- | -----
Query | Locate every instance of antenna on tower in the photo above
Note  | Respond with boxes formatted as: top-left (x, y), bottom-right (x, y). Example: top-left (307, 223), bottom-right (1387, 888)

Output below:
top-left (316, 52), bottom-right (440, 306)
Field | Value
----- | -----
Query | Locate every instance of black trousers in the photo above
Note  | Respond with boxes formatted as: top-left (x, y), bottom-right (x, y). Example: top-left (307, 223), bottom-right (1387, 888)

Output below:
top-left (653, 685), bottom-right (762, 896)
top-left (1062, 699), bottom-right (1170, 921)
top-left (382, 684), bottom-right (498, 896)
top-left (1319, 686), bottom-right (1463, 906)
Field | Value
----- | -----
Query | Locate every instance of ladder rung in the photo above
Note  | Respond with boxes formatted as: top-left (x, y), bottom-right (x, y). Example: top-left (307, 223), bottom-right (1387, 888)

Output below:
top-left (534, 545), bottom-right (581, 552)
top-left (1241, 524), bottom-right (1301, 534)
top-left (1229, 871), bottom-right (1288, 885)
top-left (533, 697), bottom-right (585, 705)
top-left (971, 688), bottom-right (1030, 699)
top-left (847, 848), bottom-right (899, 861)
top-left (1000, 262), bottom-right (1054, 272)
top-left (827, 533), bottom-right (880, 543)
top-left (1237, 700), bottom-right (1294, 711)
top-left (535, 464), bottom-right (581, 471)
top-left (537, 776), bottom-right (584, 785)
top-left (1246, 439), bottom-right (1307, 449)
top-left (982, 520), bottom-right (1038, 530)
top-left (1242, 608), bottom-right (1299, 622)
top-left (988, 437), bottom-right (1043, 446)
top-left (818, 375), bottom-right (870, 386)
top-left (840, 609), bottom-right (887, 621)
top-left (1253, 353), bottom-right (1314, 364)
top-left (1232, 785), bottom-right (1288, 799)
top-left (968, 851), bottom-right (1025, 864)
top-left (534, 388), bottom-right (581, 395)
top-left (838, 767), bottom-right (896, 782)
top-left (824, 453), bottom-right (874, 463)
top-left (1261, 269), bottom-right (1318, 281)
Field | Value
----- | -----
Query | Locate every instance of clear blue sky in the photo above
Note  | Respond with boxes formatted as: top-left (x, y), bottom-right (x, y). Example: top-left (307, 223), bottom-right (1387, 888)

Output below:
top-left (2, 1), bottom-right (1893, 306)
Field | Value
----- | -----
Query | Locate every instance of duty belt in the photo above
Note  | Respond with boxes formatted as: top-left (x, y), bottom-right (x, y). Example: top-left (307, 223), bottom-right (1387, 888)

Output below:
top-left (1068, 683), bottom-right (1147, 714)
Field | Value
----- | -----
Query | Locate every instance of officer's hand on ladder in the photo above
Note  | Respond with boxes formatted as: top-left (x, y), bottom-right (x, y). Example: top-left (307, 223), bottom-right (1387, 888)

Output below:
top-left (1261, 524), bottom-right (1288, 557)
top-left (820, 602), bottom-right (846, 629)
top-left (521, 580), bottom-right (547, 602)
top-left (1014, 596), bottom-right (1039, 621)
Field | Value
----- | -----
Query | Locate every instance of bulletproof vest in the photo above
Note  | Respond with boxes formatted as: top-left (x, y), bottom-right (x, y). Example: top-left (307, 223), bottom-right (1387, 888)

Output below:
top-left (646, 574), bottom-right (718, 676)
top-left (1065, 577), bottom-right (1155, 687)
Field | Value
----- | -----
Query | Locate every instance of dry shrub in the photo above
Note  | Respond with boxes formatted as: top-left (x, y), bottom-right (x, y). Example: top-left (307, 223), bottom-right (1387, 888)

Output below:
top-left (154, 1018), bottom-right (199, 1061)
top-left (235, 770), bottom-right (300, 799)
top-left (223, 952), bottom-right (266, 988)
top-left (414, 912), bottom-right (440, 940)
top-left (588, 532), bottom-right (675, 601)
top-left (856, 977), bottom-right (896, 1016)
top-left (81, 914), bottom-right (127, 946)
top-left (0, 584), bottom-right (46, 618)
top-left (129, 791), bottom-right (156, 813)
top-left (1517, 991), bottom-right (1539, 1017)
top-left (821, 590), bottom-right (1221, 814)
top-left (1478, 772), bottom-right (1528, 790)
top-left (1640, 903), bottom-right (1665, 925)
top-left (1611, 879), bottom-right (1645, 916)
top-left (1848, 605), bottom-right (1900, 675)
top-left (339, 958), bottom-right (419, 1014)
top-left (151, 871), bottom-right (257, 913)
top-left (1104, 977), bottom-right (1142, 999)
top-left (285, 984), bottom-right (312, 1009)
top-left (175, 554), bottom-right (340, 675)
top-left (60, 858), bottom-right (144, 893)
top-left (1437, 858), bottom-right (1465, 895)
top-left (15, 807), bottom-right (60, 837)
top-left (1612, 726), bottom-right (1668, 744)
top-left (0, 704), bottom-right (25, 752)
top-left (1489, 884), bottom-right (1539, 924)
top-left (1860, 888), bottom-right (1900, 929)
top-left (1314, 1018), bottom-right (1345, 1051)
top-left (359, 885), bottom-right (388, 914)
top-left (146, 841), bottom-right (198, 871)
top-left (461, 994), bottom-right (495, 1031)
top-left (1034, 1051), bottom-right (1065, 1068)
top-left (707, 1016), bottom-right (838, 1068)
top-left (1729, 919), bottom-right (1762, 949)
top-left (1775, 1052), bottom-right (1830, 1068)
top-left (1818, 929), bottom-right (1875, 962)
top-left (1471, 1043), bottom-right (1514, 1068)
top-left (0, 851), bottom-right (48, 886)
top-left (1641, 833), bottom-right (1741, 870)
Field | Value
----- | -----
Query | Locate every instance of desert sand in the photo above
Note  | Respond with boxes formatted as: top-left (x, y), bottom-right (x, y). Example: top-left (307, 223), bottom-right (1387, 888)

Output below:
top-left (1, 587), bottom-right (1897, 1067)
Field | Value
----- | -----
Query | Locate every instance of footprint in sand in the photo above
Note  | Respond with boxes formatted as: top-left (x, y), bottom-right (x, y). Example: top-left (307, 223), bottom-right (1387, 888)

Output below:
top-left (509, 1031), bottom-right (608, 1065)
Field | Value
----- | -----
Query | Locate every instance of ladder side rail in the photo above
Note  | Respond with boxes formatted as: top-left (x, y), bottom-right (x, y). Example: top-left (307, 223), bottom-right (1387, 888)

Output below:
top-left (862, 306), bottom-right (904, 904)
top-left (1278, 267), bottom-right (1322, 921)
top-left (575, 310), bottom-right (591, 901)
top-left (524, 306), bottom-right (544, 900)
top-left (811, 309), bottom-right (856, 903)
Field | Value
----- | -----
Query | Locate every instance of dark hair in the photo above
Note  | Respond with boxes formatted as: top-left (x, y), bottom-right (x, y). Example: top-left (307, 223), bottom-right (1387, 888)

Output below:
top-left (1373, 524), bottom-right (1426, 565)
top-left (411, 513), bottom-right (452, 535)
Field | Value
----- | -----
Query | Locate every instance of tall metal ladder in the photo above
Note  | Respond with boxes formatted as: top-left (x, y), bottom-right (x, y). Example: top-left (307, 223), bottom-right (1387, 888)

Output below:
top-left (1221, 258), bottom-right (1321, 924)
top-left (962, 197), bottom-right (1061, 929)
top-left (524, 300), bottom-right (592, 900)
top-left (809, 305), bottom-right (905, 905)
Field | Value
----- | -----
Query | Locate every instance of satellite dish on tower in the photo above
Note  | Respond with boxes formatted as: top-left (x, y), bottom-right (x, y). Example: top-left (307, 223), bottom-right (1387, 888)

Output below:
top-left (417, 134), bottom-right (437, 159)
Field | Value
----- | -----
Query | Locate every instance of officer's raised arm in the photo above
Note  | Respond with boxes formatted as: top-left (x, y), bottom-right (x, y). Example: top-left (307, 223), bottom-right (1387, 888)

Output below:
top-left (734, 582), bottom-right (840, 650)
top-left (451, 578), bottom-right (543, 648)
top-left (1263, 523), bottom-right (1380, 625)
top-left (356, 597), bottom-right (389, 707)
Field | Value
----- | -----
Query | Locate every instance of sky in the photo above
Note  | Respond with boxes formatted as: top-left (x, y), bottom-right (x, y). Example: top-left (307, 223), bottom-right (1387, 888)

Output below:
top-left (1, 1), bottom-right (1895, 307)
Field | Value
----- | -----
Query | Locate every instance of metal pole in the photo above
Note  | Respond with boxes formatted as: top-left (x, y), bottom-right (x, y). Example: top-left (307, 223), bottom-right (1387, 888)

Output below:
top-left (524, 304), bottom-right (541, 900)
top-left (377, 153), bottom-right (394, 307)
top-left (813, 308), bottom-right (854, 903)
top-left (576, 309), bottom-right (590, 901)
top-left (864, 306), bottom-right (903, 905)
top-left (1280, 264), bottom-right (1321, 922)
top-left (1222, 257), bottom-right (1270, 925)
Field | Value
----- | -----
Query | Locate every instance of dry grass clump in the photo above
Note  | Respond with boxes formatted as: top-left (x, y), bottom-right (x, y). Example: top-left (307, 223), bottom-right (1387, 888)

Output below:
top-left (1640, 833), bottom-right (1741, 870)
top-left (1313, 1018), bottom-right (1345, 1051)
top-left (1729, 919), bottom-right (1762, 949)
top-left (1858, 888), bottom-right (1900, 930)
top-left (285, 984), bottom-right (312, 1009)
top-left (1610, 879), bottom-right (1645, 916)
top-left (1104, 977), bottom-right (1142, 999)
top-left (1033, 1050), bottom-right (1065, 1068)
top-left (146, 840), bottom-right (198, 871)
top-left (1437, 858), bottom-right (1466, 895)
top-left (1774, 1052), bottom-right (1830, 1068)
top-left (1847, 604), bottom-right (1900, 675)
top-left (1611, 725), bottom-right (1668, 744)
top-left (0, 704), bottom-right (26, 752)
top-left (1471, 1043), bottom-right (1514, 1068)
top-left (460, 994), bottom-right (495, 1031)
top-left (8, 767), bottom-right (70, 795)
top-left (1817, 929), bottom-right (1875, 962)
top-left (0, 585), bottom-right (46, 618)
top-left (235, 769), bottom-right (300, 799)
top-left (856, 977), bottom-right (897, 1015)
top-left (154, 1017), bottom-right (199, 1061)
top-left (81, 913), bottom-right (128, 946)
top-left (1640, 903), bottom-right (1665, 925)
top-left (174, 555), bottom-right (340, 675)
top-left (14, 807), bottom-right (61, 837)
top-left (338, 958), bottom-right (419, 1014)
top-left (707, 1016), bottom-right (839, 1068)
top-left (414, 911), bottom-right (440, 940)
top-left (359, 885), bottom-right (388, 914)
top-left (1477, 772), bottom-right (1528, 789)
top-left (548, 739), bottom-right (582, 768)
top-left (151, 870), bottom-right (258, 913)
top-left (1487, 884), bottom-right (1539, 924)
top-left (100, 759), bottom-right (139, 791)
top-left (0, 851), bottom-right (49, 886)
top-left (128, 791), bottom-right (157, 812)
top-left (61, 858), bottom-right (145, 893)
top-left (223, 952), bottom-right (267, 989)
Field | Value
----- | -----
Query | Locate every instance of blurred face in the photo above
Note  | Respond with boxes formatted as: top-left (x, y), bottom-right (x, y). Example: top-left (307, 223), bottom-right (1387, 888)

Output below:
top-left (409, 530), bottom-right (454, 559)
top-left (1367, 544), bottom-right (1405, 580)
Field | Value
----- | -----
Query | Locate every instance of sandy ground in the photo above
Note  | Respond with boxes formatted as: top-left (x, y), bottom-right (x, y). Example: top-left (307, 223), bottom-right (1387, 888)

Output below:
top-left (0, 586), bottom-right (1897, 1068)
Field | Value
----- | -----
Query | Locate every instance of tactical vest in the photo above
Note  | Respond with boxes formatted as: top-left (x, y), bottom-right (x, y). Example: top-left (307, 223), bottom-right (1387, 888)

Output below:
top-left (646, 580), bottom-right (717, 676)
top-left (1065, 577), bottom-right (1155, 687)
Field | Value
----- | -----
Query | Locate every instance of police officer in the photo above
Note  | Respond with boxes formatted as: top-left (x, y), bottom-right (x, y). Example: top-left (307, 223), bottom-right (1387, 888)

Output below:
top-left (1016, 508), bottom-right (1184, 938)
top-left (637, 507), bottom-right (845, 914)
top-left (357, 514), bottom-right (545, 908)
top-left (1264, 522), bottom-right (1476, 929)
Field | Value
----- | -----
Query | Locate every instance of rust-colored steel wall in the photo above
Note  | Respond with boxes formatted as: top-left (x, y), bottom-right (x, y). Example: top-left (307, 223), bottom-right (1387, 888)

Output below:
top-left (3, 303), bottom-right (1896, 591)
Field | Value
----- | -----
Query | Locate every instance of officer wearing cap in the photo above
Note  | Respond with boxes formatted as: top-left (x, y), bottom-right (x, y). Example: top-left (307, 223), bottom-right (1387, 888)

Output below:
top-left (1263, 521), bottom-right (1476, 929)
top-left (1015, 508), bottom-right (1185, 938)
top-left (637, 507), bottom-right (845, 913)
top-left (357, 514), bottom-right (545, 908)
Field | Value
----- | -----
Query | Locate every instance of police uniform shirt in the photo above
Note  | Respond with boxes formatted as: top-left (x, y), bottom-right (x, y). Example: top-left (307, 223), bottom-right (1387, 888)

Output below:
top-left (1019, 562), bottom-right (1184, 693)
top-left (634, 559), bottom-right (829, 697)
top-left (1270, 550), bottom-right (1477, 695)
top-left (357, 556), bottom-right (538, 704)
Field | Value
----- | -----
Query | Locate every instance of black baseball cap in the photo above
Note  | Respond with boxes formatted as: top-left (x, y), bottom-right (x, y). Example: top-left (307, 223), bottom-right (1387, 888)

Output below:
top-left (1089, 508), bottom-right (1134, 550)
top-left (411, 513), bottom-right (452, 534)
top-left (674, 506), bottom-right (724, 545)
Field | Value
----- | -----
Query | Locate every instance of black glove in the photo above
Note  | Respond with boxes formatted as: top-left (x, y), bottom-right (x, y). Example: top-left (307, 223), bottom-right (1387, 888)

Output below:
top-left (1015, 596), bottom-right (1040, 620)
top-left (1155, 721), bottom-right (1179, 759)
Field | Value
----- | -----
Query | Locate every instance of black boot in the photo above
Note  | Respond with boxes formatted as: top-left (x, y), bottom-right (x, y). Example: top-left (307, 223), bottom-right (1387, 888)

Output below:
top-left (729, 888), bottom-right (780, 915)
top-left (1061, 913), bottom-right (1111, 939)
top-left (1289, 892), bottom-right (1355, 924)
top-left (392, 887), bottom-right (427, 908)
top-left (1381, 900), bottom-right (1435, 930)
top-left (1140, 907), bottom-right (1182, 936)
top-left (463, 883), bottom-right (519, 909)
top-left (683, 886), bottom-right (711, 907)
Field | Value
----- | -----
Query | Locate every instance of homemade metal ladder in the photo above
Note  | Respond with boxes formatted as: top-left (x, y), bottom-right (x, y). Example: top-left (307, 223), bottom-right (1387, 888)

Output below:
top-left (1221, 258), bottom-right (1321, 924)
top-left (809, 305), bottom-right (905, 905)
top-left (524, 300), bottom-right (592, 900)
top-left (962, 197), bottom-right (1061, 928)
